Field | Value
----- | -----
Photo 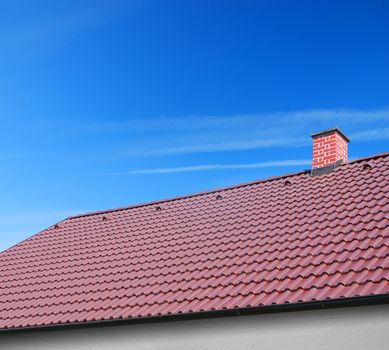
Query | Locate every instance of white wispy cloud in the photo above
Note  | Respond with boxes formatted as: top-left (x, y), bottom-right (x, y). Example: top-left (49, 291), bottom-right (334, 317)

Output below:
top-left (73, 116), bottom-right (249, 134)
top-left (67, 107), bottom-right (389, 158)
top-left (28, 107), bottom-right (389, 159)
top-left (136, 137), bottom-right (308, 156)
top-left (349, 127), bottom-right (389, 141)
top-left (72, 107), bottom-right (389, 134)
top-left (112, 159), bottom-right (311, 175)
top-left (279, 108), bottom-right (389, 124)
top-left (131, 126), bottom-right (389, 157)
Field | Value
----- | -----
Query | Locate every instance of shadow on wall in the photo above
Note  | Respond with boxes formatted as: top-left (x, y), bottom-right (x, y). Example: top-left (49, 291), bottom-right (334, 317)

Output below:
top-left (1, 304), bottom-right (389, 350)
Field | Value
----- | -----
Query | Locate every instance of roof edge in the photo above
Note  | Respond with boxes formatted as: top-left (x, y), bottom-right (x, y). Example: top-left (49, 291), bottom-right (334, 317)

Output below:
top-left (1, 293), bottom-right (388, 334)
top-left (68, 152), bottom-right (389, 219)
top-left (67, 168), bottom-right (310, 219)
top-left (0, 217), bottom-right (69, 255)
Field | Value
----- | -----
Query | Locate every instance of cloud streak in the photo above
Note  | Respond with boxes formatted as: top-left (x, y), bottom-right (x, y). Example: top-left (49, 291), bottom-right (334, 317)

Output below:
top-left (112, 159), bottom-right (311, 175)
top-left (136, 137), bottom-right (308, 156)
top-left (130, 126), bottom-right (389, 157)
top-left (349, 127), bottom-right (389, 141)
top-left (279, 108), bottom-right (389, 124)
top-left (33, 107), bottom-right (389, 159)
top-left (73, 107), bottom-right (389, 134)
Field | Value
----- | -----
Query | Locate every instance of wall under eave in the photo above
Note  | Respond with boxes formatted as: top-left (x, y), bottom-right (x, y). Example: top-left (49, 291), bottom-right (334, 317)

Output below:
top-left (1, 304), bottom-right (389, 350)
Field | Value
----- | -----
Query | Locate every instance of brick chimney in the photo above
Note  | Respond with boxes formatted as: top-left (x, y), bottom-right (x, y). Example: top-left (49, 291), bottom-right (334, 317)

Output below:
top-left (311, 128), bottom-right (350, 170)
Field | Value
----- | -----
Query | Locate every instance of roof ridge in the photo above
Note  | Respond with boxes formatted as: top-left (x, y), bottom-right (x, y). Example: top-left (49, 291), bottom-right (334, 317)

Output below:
top-left (67, 169), bottom-right (310, 219)
top-left (67, 152), bottom-right (389, 220)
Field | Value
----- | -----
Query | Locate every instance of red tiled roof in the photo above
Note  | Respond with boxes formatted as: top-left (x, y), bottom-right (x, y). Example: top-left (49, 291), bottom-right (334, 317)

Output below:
top-left (0, 153), bottom-right (388, 330)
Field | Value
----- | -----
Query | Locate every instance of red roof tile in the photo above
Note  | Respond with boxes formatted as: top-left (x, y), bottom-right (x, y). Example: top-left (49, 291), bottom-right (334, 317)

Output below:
top-left (0, 153), bottom-right (388, 330)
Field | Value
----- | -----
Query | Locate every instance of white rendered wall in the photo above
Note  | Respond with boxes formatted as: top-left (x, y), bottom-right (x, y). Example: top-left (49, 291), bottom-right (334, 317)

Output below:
top-left (1, 304), bottom-right (389, 350)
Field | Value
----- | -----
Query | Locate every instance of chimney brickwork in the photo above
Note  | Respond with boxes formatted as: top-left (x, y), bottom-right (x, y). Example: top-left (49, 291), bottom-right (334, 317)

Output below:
top-left (311, 128), bottom-right (349, 169)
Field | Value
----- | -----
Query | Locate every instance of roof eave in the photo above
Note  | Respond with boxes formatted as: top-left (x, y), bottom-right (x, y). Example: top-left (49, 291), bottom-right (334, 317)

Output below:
top-left (1, 293), bottom-right (388, 334)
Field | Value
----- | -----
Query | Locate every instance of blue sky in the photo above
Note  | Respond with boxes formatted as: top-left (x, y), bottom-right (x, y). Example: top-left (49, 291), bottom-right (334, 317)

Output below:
top-left (0, 0), bottom-right (388, 251)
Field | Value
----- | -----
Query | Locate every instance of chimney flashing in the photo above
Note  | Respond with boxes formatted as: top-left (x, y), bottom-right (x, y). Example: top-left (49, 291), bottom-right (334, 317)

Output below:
top-left (310, 159), bottom-right (343, 177)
